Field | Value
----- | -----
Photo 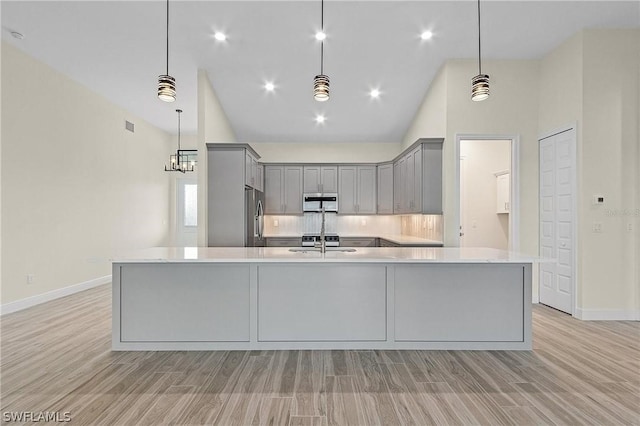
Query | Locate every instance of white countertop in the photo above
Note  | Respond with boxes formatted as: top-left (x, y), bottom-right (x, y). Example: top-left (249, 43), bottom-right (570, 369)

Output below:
top-left (112, 247), bottom-right (540, 264)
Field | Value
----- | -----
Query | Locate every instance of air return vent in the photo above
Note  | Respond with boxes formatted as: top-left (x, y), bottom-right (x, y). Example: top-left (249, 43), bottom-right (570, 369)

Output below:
top-left (125, 120), bottom-right (135, 133)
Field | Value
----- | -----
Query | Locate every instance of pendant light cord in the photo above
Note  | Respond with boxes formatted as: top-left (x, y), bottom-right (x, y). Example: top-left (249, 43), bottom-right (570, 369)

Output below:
top-left (320, 0), bottom-right (324, 75)
top-left (477, 0), bottom-right (482, 75)
top-left (177, 110), bottom-right (181, 151)
top-left (166, 0), bottom-right (170, 75)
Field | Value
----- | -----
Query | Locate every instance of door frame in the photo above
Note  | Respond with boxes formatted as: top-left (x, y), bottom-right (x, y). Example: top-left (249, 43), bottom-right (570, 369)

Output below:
top-left (538, 123), bottom-right (578, 316)
top-left (454, 134), bottom-right (521, 252)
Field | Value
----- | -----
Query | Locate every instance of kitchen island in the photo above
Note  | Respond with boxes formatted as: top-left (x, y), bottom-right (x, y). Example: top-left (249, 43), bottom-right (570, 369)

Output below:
top-left (112, 247), bottom-right (535, 351)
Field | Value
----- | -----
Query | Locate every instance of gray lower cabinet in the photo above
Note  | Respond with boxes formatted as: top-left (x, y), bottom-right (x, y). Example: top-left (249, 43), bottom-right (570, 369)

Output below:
top-left (266, 237), bottom-right (302, 247)
top-left (394, 264), bottom-right (524, 342)
top-left (120, 264), bottom-right (250, 342)
top-left (340, 237), bottom-right (377, 247)
top-left (257, 265), bottom-right (387, 341)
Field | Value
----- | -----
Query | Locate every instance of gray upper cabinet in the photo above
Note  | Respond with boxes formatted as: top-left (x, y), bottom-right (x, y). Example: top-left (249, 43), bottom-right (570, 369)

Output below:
top-left (255, 164), bottom-right (264, 192)
top-left (421, 140), bottom-right (443, 214)
top-left (393, 157), bottom-right (405, 213)
top-left (377, 163), bottom-right (394, 214)
top-left (303, 165), bottom-right (338, 193)
top-left (338, 165), bottom-right (376, 215)
top-left (392, 139), bottom-right (442, 214)
top-left (245, 151), bottom-right (259, 189)
top-left (265, 165), bottom-right (303, 215)
top-left (207, 143), bottom-right (262, 246)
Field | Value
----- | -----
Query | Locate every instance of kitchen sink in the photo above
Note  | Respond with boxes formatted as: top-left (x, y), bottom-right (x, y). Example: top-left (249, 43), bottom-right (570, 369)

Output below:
top-left (288, 248), bottom-right (357, 253)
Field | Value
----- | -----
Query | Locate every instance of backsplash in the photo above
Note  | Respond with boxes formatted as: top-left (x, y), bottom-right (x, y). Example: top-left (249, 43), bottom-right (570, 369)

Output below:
top-left (264, 213), bottom-right (400, 236)
top-left (264, 213), bottom-right (443, 241)
top-left (401, 214), bottom-right (443, 241)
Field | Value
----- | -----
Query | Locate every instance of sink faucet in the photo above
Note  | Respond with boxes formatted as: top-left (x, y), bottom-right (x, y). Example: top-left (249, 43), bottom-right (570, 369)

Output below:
top-left (315, 207), bottom-right (326, 253)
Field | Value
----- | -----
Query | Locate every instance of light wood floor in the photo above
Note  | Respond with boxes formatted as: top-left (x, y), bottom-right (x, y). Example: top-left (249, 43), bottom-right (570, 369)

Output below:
top-left (1, 284), bottom-right (638, 425)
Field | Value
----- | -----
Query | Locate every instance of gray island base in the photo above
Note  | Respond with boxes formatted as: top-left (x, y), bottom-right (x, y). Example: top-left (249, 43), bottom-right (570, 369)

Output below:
top-left (112, 247), bottom-right (534, 351)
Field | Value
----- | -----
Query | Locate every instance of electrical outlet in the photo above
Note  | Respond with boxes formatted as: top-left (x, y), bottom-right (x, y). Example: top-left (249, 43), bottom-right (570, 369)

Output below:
top-left (593, 223), bottom-right (602, 233)
top-left (26, 274), bottom-right (35, 285)
top-left (628, 223), bottom-right (633, 232)
top-left (273, 219), bottom-right (279, 227)
top-left (360, 219), bottom-right (367, 226)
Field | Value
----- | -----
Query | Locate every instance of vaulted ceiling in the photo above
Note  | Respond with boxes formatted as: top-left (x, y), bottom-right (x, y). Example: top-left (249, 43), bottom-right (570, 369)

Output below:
top-left (2, 1), bottom-right (638, 143)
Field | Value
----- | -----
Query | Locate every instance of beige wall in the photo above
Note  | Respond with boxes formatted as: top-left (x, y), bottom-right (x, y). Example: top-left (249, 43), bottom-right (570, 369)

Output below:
top-left (440, 59), bottom-right (540, 254)
top-left (460, 140), bottom-right (511, 250)
top-left (252, 142), bottom-right (400, 163)
top-left (579, 30), bottom-right (639, 314)
top-left (402, 65), bottom-right (447, 151)
top-left (196, 70), bottom-right (237, 245)
top-left (538, 29), bottom-right (639, 317)
top-left (1, 42), bottom-right (172, 305)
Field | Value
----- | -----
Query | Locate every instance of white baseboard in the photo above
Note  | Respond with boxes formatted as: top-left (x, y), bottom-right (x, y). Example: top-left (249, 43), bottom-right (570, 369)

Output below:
top-left (0, 275), bottom-right (111, 315)
top-left (575, 308), bottom-right (640, 321)
top-left (532, 294), bottom-right (539, 304)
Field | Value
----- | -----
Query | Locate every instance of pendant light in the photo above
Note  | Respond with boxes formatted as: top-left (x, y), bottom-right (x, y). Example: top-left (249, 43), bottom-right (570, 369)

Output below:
top-left (165, 109), bottom-right (195, 173)
top-left (471, 0), bottom-right (489, 101)
top-left (158, 0), bottom-right (176, 102)
top-left (313, 0), bottom-right (330, 102)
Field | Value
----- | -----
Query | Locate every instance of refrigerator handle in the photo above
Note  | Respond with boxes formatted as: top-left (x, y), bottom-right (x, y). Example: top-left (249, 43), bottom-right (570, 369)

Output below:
top-left (256, 199), bottom-right (264, 239)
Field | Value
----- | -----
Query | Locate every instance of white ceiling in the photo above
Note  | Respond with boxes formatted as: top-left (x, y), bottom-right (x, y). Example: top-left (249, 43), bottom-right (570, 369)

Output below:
top-left (2, 1), bottom-right (638, 143)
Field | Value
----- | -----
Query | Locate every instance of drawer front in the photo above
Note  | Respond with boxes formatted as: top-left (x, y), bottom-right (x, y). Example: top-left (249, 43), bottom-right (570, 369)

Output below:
top-left (341, 237), bottom-right (377, 247)
top-left (266, 238), bottom-right (301, 247)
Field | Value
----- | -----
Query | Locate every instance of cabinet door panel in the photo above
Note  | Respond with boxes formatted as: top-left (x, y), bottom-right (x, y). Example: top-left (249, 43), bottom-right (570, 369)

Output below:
top-left (357, 166), bottom-right (377, 214)
top-left (264, 166), bottom-right (284, 214)
top-left (393, 158), bottom-right (405, 213)
top-left (303, 166), bottom-right (321, 193)
top-left (411, 147), bottom-right (423, 213)
top-left (377, 164), bottom-right (394, 214)
top-left (321, 166), bottom-right (338, 193)
top-left (283, 166), bottom-right (303, 214)
top-left (338, 166), bottom-right (357, 214)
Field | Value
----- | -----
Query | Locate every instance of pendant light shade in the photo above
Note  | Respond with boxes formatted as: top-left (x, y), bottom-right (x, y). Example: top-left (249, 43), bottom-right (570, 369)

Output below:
top-left (158, 75), bottom-right (176, 102)
top-left (471, 0), bottom-right (489, 101)
top-left (313, 0), bottom-right (329, 102)
top-left (158, 0), bottom-right (176, 102)
top-left (314, 74), bottom-right (330, 102)
top-left (471, 74), bottom-right (490, 101)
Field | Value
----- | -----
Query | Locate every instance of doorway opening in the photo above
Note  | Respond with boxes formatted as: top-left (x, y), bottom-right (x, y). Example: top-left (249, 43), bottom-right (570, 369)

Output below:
top-left (455, 135), bottom-right (520, 251)
top-left (176, 178), bottom-right (198, 246)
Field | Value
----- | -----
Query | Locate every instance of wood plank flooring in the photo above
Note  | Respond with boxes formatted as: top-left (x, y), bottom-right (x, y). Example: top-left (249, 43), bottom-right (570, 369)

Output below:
top-left (1, 284), bottom-right (638, 425)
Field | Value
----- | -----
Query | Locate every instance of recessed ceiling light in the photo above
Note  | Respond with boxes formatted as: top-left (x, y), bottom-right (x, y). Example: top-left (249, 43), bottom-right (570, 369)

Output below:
top-left (264, 82), bottom-right (275, 92)
top-left (370, 89), bottom-right (381, 99)
top-left (420, 31), bottom-right (433, 40)
top-left (214, 32), bottom-right (227, 41)
top-left (315, 114), bottom-right (326, 124)
top-left (315, 31), bottom-right (326, 41)
top-left (10, 31), bottom-right (24, 40)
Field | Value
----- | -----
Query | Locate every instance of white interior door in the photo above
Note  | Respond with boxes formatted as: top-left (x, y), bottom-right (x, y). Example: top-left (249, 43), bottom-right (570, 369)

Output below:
top-left (539, 129), bottom-right (576, 314)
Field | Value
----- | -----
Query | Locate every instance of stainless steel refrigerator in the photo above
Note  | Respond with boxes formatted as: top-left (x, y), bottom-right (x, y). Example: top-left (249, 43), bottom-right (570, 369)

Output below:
top-left (245, 188), bottom-right (265, 247)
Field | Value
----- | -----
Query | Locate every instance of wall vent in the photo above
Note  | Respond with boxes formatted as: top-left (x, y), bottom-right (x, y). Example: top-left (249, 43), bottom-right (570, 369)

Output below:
top-left (125, 120), bottom-right (135, 133)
